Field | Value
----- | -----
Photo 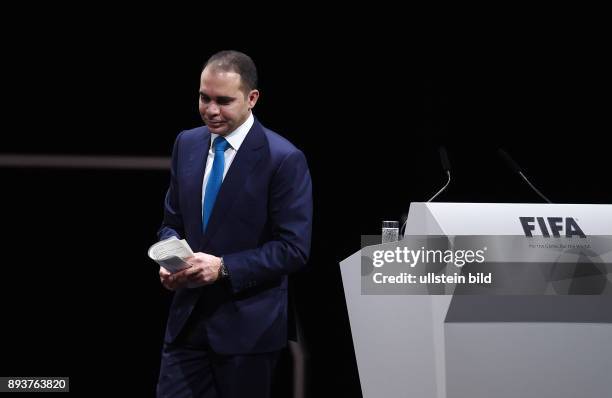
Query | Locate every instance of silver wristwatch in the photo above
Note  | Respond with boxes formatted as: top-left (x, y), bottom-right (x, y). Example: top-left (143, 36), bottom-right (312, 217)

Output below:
top-left (219, 257), bottom-right (229, 279)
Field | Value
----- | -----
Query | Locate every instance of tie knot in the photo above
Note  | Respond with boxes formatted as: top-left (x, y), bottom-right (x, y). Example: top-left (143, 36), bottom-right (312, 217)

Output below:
top-left (213, 136), bottom-right (230, 152)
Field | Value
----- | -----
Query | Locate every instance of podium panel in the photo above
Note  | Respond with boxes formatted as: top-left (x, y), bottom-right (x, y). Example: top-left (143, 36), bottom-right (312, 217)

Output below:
top-left (340, 203), bottom-right (612, 398)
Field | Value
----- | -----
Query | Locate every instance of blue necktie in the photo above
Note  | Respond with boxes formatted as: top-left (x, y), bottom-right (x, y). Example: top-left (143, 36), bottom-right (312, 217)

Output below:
top-left (203, 136), bottom-right (230, 231)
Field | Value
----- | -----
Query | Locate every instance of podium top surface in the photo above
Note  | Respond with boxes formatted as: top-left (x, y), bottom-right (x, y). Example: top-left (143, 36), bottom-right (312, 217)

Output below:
top-left (405, 202), bottom-right (612, 236)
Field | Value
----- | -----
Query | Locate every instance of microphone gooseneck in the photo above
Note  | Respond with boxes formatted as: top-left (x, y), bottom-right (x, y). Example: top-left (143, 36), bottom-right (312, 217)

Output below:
top-left (498, 148), bottom-right (552, 203)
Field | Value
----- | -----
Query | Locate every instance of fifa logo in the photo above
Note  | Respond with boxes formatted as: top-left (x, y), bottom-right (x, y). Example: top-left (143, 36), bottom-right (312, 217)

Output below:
top-left (519, 217), bottom-right (586, 238)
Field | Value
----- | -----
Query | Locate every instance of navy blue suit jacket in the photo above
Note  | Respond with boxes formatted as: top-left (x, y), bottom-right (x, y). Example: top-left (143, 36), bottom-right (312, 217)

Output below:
top-left (158, 119), bottom-right (312, 355)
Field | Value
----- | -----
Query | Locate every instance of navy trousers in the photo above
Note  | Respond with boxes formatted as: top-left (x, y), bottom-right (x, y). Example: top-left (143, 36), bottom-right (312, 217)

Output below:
top-left (157, 305), bottom-right (280, 398)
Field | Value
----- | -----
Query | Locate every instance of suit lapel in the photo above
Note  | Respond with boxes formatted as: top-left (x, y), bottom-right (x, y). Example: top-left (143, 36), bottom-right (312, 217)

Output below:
top-left (201, 120), bottom-right (266, 248)
top-left (184, 128), bottom-right (211, 245)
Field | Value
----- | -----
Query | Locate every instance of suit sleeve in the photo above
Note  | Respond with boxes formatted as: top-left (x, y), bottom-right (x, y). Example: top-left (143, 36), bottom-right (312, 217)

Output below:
top-left (157, 131), bottom-right (185, 241)
top-left (222, 149), bottom-right (313, 293)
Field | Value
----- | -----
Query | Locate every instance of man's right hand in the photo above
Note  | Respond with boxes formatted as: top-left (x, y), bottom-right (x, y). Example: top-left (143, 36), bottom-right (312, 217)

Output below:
top-left (159, 265), bottom-right (196, 290)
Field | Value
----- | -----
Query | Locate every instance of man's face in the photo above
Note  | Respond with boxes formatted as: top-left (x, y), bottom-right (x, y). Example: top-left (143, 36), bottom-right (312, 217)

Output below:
top-left (198, 67), bottom-right (259, 136)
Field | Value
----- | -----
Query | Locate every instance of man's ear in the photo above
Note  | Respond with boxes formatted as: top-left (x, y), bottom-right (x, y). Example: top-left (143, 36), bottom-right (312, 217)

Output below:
top-left (248, 89), bottom-right (260, 110)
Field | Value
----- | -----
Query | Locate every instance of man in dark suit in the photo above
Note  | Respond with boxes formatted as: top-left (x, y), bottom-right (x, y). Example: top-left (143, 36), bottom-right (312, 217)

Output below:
top-left (156, 50), bottom-right (313, 398)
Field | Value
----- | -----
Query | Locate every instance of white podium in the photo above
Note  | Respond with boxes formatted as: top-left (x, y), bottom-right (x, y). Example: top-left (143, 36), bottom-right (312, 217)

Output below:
top-left (340, 203), bottom-right (612, 398)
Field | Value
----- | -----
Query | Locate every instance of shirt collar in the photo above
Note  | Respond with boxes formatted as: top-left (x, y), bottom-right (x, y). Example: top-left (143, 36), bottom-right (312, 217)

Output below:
top-left (209, 112), bottom-right (254, 151)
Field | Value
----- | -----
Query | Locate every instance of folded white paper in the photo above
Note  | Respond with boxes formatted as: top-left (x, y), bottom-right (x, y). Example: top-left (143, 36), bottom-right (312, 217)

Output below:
top-left (148, 236), bottom-right (194, 273)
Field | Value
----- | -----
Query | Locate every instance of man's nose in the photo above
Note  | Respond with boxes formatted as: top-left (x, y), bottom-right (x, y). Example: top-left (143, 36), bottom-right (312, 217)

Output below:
top-left (206, 103), bottom-right (220, 116)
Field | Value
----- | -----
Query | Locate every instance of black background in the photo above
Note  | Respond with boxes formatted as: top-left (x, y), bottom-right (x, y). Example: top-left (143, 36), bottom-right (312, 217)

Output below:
top-left (1, 10), bottom-right (610, 397)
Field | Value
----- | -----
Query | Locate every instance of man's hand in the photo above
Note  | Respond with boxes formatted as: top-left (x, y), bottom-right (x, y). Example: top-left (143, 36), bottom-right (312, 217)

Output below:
top-left (160, 266), bottom-right (183, 291)
top-left (159, 252), bottom-right (222, 290)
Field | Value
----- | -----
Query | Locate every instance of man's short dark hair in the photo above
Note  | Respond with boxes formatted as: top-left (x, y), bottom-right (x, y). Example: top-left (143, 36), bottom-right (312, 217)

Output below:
top-left (204, 50), bottom-right (258, 93)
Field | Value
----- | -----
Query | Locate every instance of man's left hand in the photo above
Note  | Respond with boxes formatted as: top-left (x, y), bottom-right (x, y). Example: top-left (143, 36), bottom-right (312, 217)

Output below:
top-left (171, 252), bottom-right (222, 287)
